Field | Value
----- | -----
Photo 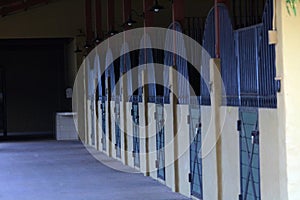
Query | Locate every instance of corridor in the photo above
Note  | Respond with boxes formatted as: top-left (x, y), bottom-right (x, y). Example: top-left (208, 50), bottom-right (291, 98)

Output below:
top-left (0, 140), bottom-right (188, 200)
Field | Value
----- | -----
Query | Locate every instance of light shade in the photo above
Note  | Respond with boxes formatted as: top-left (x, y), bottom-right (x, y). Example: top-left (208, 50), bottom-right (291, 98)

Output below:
top-left (108, 29), bottom-right (118, 36)
top-left (149, 0), bottom-right (164, 13)
top-left (74, 46), bottom-right (82, 53)
top-left (126, 14), bottom-right (137, 26)
top-left (84, 41), bottom-right (91, 49)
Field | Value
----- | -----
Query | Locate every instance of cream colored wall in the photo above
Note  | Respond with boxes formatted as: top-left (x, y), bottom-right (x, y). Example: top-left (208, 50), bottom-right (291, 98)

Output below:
top-left (201, 105), bottom-right (218, 200)
top-left (105, 99), bottom-right (111, 156)
top-left (126, 102), bottom-right (134, 168)
top-left (89, 97), bottom-right (98, 149)
top-left (164, 104), bottom-right (175, 191)
top-left (176, 104), bottom-right (190, 197)
top-left (0, 0), bottom-right (85, 38)
top-left (259, 108), bottom-right (283, 199)
top-left (110, 101), bottom-right (118, 160)
top-left (220, 106), bottom-right (240, 199)
top-left (276, 0), bottom-right (300, 199)
top-left (139, 102), bottom-right (148, 175)
top-left (147, 103), bottom-right (158, 179)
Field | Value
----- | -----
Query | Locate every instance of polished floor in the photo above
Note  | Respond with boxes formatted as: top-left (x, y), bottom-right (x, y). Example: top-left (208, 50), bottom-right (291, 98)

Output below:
top-left (0, 140), bottom-right (189, 200)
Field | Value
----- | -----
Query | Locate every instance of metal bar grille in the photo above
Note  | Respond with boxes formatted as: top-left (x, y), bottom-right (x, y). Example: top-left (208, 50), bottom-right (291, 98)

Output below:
top-left (239, 108), bottom-right (261, 200)
top-left (189, 104), bottom-right (202, 199)
top-left (115, 100), bottom-right (121, 158)
top-left (156, 97), bottom-right (165, 180)
top-left (101, 100), bottom-right (106, 151)
top-left (132, 103), bottom-right (140, 167)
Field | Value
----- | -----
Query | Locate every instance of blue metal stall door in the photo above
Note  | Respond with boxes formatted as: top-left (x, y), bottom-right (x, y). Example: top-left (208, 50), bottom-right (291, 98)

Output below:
top-left (189, 105), bottom-right (202, 199)
top-left (115, 100), bottom-right (121, 158)
top-left (101, 100), bottom-right (106, 151)
top-left (132, 102), bottom-right (140, 167)
top-left (156, 100), bottom-right (165, 180)
top-left (239, 109), bottom-right (261, 200)
top-left (90, 96), bottom-right (95, 146)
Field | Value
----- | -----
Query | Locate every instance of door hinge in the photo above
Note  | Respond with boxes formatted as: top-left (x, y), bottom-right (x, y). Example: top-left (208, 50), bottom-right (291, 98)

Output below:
top-left (188, 173), bottom-right (192, 183)
top-left (115, 143), bottom-right (117, 149)
top-left (187, 115), bottom-right (190, 124)
top-left (131, 109), bottom-right (134, 116)
top-left (237, 120), bottom-right (242, 131)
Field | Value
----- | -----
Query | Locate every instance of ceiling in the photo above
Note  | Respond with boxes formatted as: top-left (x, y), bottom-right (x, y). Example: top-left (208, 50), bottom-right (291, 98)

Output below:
top-left (0, 0), bottom-right (52, 17)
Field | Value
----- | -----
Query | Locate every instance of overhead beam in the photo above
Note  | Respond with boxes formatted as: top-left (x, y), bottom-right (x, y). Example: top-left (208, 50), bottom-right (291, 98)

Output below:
top-left (0, 0), bottom-right (49, 17)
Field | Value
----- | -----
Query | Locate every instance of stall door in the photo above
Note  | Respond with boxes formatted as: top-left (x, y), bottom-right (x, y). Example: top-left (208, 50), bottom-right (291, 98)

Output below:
top-left (132, 102), bottom-right (140, 167)
top-left (156, 102), bottom-right (165, 180)
top-left (101, 100), bottom-right (106, 151)
top-left (115, 100), bottom-right (121, 158)
top-left (239, 108), bottom-right (261, 200)
top-left (90, 96), bottom-right (95, 146)
top-left (189, 105), bottom-right (202, 199)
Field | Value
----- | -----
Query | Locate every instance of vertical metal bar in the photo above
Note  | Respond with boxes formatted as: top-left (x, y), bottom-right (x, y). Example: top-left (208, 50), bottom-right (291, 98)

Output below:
top-left (215, 0), bottom-right (220, 58)
top-left (255, 28), bottom-right (260, 107)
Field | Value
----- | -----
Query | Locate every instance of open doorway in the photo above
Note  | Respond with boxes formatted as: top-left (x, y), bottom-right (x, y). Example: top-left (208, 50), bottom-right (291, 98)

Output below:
top-left (0, 67), bottom-right (7, 137)
top-left (0, 39), bottom-right (72, 140)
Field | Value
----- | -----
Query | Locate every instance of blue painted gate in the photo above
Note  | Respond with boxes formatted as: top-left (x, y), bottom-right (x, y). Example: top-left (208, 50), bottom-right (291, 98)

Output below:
top-left (155, 97), bottom-right (165, 180)
top-left (189, 98), bottom-right (202, 199)
top-left (238, 108), bottom-right (260, 200)
top-left (101, 99), bottom-right (106, 151)
top-left (132, 101), bottom-right (140, 167)
top-left (115, 97), bottom-right (121, 158)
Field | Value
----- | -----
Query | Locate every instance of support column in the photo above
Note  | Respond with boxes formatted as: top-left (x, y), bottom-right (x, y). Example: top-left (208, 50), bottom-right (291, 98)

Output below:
top-left (171, 0), bottom-right (184, 193)
top-left (142, 0), bottom-right (154, 177)
top-left (121, 0), bottom-right (132, 166)
top-left (276, 0), bottom-right (300, 199)
top-left (202, 59), bottom-right (222, 200)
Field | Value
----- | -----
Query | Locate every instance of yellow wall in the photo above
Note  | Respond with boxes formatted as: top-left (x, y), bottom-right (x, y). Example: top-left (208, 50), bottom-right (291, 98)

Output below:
top-left (277, 0), bottom-right (300, 199)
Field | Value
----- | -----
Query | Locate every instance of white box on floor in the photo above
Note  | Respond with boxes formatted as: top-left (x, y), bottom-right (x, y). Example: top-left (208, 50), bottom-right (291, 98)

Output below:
top-left (56, 112), bottom-right (78, 140)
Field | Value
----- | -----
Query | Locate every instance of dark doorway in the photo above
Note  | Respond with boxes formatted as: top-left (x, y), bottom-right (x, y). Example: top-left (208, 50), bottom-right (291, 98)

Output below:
top-left (0, 39), bottom-right (71, 140)
top-left (0, 68), bottom-right (7, 137)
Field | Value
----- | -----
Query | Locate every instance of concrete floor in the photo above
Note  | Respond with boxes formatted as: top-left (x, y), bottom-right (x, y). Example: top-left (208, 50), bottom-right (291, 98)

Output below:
top-left (0, 140), bottom-right (189, 200)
